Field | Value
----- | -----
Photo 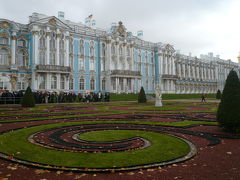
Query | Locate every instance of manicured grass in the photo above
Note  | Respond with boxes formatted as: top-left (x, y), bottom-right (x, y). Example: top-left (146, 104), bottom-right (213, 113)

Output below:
top-left (0, 122), bottom-right (190, 168)
top-left (110, 94), bottom-right (139, 101)
top-left (109, 93), bottom-right (217, 101)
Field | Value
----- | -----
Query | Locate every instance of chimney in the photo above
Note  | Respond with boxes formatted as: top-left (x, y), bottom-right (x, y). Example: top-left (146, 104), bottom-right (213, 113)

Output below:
top-left (137, 30), bottom-right (143, 39)
top-left (58, 11), bottom-right (65, 19)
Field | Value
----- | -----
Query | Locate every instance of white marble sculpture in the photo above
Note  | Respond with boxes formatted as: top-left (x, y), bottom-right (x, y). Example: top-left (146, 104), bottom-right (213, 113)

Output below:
top-left (155, 84), bottom-right (162, 107)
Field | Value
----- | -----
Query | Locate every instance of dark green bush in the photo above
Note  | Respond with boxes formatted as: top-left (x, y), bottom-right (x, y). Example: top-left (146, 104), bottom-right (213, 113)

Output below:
top-left (216, 89), bottom-right (222, 99)
top-left (217, 70), bottom-right (240, 132)
top-left (21, 87), bottom-right (35, 107)
top-left (138, 87), bottom-right (147, 103)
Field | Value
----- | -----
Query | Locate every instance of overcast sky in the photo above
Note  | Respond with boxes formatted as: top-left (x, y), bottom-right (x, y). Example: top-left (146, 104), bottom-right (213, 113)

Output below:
top-left (0, 0), bottom-right (239, 62)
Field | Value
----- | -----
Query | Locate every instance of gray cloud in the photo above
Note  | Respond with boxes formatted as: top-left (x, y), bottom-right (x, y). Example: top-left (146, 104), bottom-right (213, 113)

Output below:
top-left (0, 0), bottom-right (238, 61)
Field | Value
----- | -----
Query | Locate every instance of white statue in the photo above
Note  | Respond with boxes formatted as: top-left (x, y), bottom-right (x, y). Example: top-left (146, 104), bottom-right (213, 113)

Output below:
top-left (155, 84), bottom-right (162, 107)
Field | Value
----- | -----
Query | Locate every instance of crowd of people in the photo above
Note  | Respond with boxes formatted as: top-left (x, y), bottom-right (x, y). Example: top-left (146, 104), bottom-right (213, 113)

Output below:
top-left (0, 90), bottom-right (110, 104)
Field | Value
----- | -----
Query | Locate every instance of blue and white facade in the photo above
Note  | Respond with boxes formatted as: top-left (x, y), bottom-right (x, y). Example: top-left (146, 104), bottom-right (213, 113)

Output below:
top-left (0, 12), bottom-right (239, 94)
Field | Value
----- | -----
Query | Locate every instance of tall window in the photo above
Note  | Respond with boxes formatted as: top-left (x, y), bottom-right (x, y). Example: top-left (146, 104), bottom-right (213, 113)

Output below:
top-left (51, 75), bottom-right (57, 89)
top-left (69, 56), bottom-right (73, 69)
top-left (127, 47), bottom-right (130, 56)
top-left (17, 81), bottom-right (25, 90)
top-left (0, 37), bottom-right (8, 45)
top-left (17, 50), bottom-right (26, 67)
top-left (102, 78), bottom-right (106, 91)
top-left (90, 78), bottom-right (95, 90)
top-left (50, 39), bottom-right (55, 50)
top-left (146, 64), bottom-right (148, 76)
top-left (90, 47), bottom-right (94, 57)
top-left (102, 43), bottom-right (105, 56)
top-left (39, 75), bottom-right (46, 89)
top-left (60, 76), bottom-right (65, 89)
top-left (111, 78), bottom-right (116, 90)
top-left (111, 44), bottom-right (115, 55)
top-left (119, 46), bottom-right (123, 55)
top-left (90, 59), bottom-right (95, 71)
top-left (0, 48), bottom-right (8, 65)
top-left (78, 57), bottom-right (84, 71)
top-left (39, 51), bottom-right (46, 65)
top-left (39, 37), bottom-right (46, 49)
top-left (0, 77), bottom-right (9, 90)
top-left (101, 59), bottom-right (105, 71)
top-left (69, 78), bottom-right (74, 90)
top-left (138, 62), bottom-right (141, 73)
top-left (79, 40), bottom-right (84, 55)
top-left (119, 78), bottom-right (123, 91)
top-left (146, 80), bottom-right (149, 90)
top-left (79, 78), bottom-right (85, 90)
top-left (50, 38), bottom-right (56, 65)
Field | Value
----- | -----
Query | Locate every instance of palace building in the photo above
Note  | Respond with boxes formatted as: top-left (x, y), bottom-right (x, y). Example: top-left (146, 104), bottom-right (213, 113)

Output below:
top-left (0, 12), bottom-right (239, 94)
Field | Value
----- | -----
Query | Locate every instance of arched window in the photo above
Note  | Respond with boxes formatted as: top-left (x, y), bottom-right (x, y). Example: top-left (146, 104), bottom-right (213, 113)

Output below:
top-left (60, 76), bottom-right (65, 89)
top-left (102, 78), bottom-right (106, 91)
top-left (51, 75), bottom-right (57, 89)
top-left (17, 50), bottom-right (26, 67)
top-left (79, 77), bottom-right (85, 90)
top-left (0, 48), bottom-right (8, 65)
top-left (90, 78), bottom-right (95, 90)
top-left (0, 37), bottom-right (8, 45)
top-left (39, 75), bottom-right (46, 89)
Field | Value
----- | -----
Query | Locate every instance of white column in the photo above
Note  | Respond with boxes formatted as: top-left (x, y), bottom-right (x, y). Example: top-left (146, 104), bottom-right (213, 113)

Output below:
top-left (66, 76), bottom-right (69, 90)
top-left (46, 34), bottom-right (50, 65)
top-left (11, 31), bottom-right (17, 66)
top-left (188, 64), bottom-right (191, 79)
top-left (33, 32), bottom-right (39, 65)
top-left (192, 66), bottom-right (195, 79)
top-left (31, 72), bottom-right (36, 89)
top-left (172, 56), bottom-right (176, 75)
top-left (56, 30), bottom-right (60, 65)
top-left (46, 74), bottom-right (51, 90)
top-left (66, 37), bottom-right (69, 66)
top-left (183, 64), bottom-right (186, 78)
top-left (57, 74), bottom-right (60, 90)
top-left (116, 41), bottom-right (120, 70)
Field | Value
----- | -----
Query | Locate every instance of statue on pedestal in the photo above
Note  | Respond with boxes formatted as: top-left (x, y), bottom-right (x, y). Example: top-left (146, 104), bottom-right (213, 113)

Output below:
top-left (155, 84), bottom-right (162, 107)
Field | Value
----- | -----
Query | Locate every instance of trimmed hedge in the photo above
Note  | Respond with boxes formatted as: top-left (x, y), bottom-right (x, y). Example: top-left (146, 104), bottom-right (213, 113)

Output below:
top-left (21, 87), bottom-right (35, 107)
top-left (217, 70), bottom-right (240, 132)
top-left (138, 87), bottom-right (147, 103)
